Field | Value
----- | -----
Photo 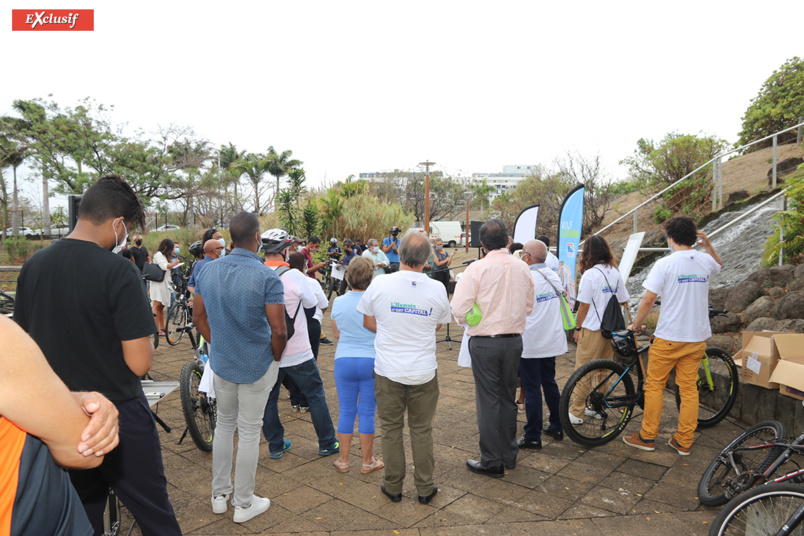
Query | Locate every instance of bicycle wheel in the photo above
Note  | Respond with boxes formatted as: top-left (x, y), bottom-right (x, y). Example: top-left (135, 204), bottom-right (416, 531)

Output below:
top-left (559, 359), bottom-right (636, 448)
top-left (327, 276), bottom-right (337, 300)
top-left (180, 361), bottom-right (215, 452)
top-left (0, 292), bottom-right (14, 316)
top-left (675, 347), bottom-right (739, 428)
top-left (708, 482), bottom-right (804, 536)
top-left (166, 302), bottom-right (187, 346)
top-left (698, 420), bottom-right (786, 507)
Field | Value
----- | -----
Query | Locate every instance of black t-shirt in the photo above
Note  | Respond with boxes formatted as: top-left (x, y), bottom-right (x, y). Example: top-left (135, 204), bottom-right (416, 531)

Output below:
top-left (13, 239), bottom-right (157, 402)
top-left (130, 245), bottom-right (149, 270)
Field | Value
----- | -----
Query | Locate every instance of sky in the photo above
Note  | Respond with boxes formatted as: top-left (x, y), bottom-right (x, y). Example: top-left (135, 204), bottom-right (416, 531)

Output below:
top-left (2, 0), bottom-right (803, 208)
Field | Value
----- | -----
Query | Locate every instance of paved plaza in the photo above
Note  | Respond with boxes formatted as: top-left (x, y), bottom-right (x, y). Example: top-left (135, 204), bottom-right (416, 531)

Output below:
top-left (134, 310), bottom-right (738, 535)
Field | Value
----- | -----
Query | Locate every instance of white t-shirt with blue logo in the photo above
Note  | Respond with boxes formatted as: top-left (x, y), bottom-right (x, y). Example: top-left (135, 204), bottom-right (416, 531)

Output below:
top-left (577, 264), bottom-right (630, 331)
top-left (522, 266), bottom-right (568, 358)
top-left (357, 270), bottom-right (451, 380)
top-left (643, 250), bottom-right (721, 343)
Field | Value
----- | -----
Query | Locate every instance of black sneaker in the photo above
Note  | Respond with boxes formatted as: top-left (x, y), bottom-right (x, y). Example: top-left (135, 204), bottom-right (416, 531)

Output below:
top-left (320, 337), bottom-right (334, 345)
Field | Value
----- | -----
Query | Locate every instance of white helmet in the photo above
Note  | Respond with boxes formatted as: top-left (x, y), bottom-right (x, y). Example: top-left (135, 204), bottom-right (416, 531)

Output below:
top-left (261, 228), bottom-right (292, 254)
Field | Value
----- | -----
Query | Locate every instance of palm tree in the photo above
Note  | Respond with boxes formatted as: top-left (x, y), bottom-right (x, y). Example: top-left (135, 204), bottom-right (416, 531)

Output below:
top-left (232, 153), bottom-right (270, 214)
top-left (265, 146), bottom-right (303, 203)
top-left (218, 143), bottom-right (246, 215)
top-left (473, 179), bottom-right (495, 218)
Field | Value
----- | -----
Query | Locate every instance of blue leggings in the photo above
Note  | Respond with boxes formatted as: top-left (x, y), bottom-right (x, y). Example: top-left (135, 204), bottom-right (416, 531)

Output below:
top-left (334, 357), bottom-right (376, 434)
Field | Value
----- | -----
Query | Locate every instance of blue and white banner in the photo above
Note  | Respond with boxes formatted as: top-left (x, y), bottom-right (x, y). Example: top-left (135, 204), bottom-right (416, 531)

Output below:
top-left (556, 185), bottom-right (584, 308)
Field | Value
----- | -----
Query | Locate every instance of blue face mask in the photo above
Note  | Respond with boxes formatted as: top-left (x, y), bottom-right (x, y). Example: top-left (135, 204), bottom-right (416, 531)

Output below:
top-left (174, 247), bottom-right (180, 255)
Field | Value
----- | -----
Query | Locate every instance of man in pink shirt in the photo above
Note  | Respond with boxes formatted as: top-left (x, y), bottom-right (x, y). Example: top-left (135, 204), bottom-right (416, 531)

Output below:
top-left (451, 219), bottom-right (534, 478)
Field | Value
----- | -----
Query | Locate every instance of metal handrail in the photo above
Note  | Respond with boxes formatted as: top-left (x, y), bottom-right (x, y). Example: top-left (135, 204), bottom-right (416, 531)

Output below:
top-left (591, 120), bottom-right (804, 239)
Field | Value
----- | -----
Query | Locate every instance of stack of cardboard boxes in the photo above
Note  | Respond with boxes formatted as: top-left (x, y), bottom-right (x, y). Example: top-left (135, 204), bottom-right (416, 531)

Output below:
top-left (738, 332), bottom-right (804, 400)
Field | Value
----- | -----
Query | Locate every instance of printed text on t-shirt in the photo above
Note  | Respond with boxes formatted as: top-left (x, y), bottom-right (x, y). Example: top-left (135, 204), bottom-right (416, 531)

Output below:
top-left (390, 302), bottom-right (432, 316)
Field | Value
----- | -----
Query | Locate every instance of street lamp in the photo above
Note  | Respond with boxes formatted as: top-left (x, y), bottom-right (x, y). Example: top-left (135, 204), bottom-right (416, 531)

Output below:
top-left (463, 190), bottom-right (473, 253)
top-left (419, 160), bottom-right (435, 238)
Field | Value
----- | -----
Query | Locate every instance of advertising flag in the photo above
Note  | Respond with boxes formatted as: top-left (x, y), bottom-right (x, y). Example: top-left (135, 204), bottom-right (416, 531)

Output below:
top-left (556, 185), bottom-right (584, 308)
top-left (512, 205), bottom-right (539, 246)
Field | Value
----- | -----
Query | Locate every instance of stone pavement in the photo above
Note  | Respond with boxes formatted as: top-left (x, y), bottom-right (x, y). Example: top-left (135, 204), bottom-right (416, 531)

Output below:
top-left (129, 310), bottom-right (743, 535)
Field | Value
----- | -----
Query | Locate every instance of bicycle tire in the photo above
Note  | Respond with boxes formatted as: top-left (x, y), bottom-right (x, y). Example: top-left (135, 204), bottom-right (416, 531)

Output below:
top-left (559, 359), bottom-right (636, 448)
top-left (180, 361), bottom-right (215, 452)
top-left (698, 420), bottom-right (787, 507)
top-left (166, 302), bottom-right (187, 346)
top-left (0, 292), bottom-right (14, 316)
top-left (708, 482), bottom-right (804, 536)
top-left (673, 346), bottom-right (739, 429)
top-left (152, 330), bottom-right (159, 350)
top-left (327, 275), bottom-right (337, 300)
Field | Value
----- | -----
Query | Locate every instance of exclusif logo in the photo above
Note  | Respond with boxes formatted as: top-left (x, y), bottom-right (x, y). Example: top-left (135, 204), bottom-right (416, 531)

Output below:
top-left (12, 9), bottom-right (94, 31)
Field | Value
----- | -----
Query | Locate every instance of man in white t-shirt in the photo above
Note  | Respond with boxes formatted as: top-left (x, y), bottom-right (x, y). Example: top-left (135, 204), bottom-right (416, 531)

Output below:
top-left (358, 232), bottom-right (451, 505)
top-left (624, 217), bottom-right (722, 456)
top-left (260, 229), bottom-right (340, 460)
top-left (518, 240), bottom-right (569, 450)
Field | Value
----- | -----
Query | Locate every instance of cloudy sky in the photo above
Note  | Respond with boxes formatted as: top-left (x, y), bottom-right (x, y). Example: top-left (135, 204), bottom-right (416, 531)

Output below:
top-left (2, 0), bottom-right (802, 205)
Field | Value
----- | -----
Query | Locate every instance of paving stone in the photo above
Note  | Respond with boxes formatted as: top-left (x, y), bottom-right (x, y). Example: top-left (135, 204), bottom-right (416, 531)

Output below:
top-left (579, 484), bottom-right (642, 515)
top-left (616, 458), bottom-right (669, 481)
top-left (597, 470), bottom-right (656, 496)
top-left (509, 489), bottom-right (575, 519)
top-left (517, 452), bottom-right (573, 474)
top-left (419, 524), bottom-right (512, 536)
top-left (644, 481), bottom-right (703, 510)
top-left (533, 475), bottom-right (597, 501)
top-left (301, 497), bottom-right (396, 531)
top-left (558, 502), bottom-right (619, 520)
top-left (412, 493), bottom-right (506, 527)
top-left (270, 485), bottom-right (332, 514)
top-left (508, 519), bottom-right (599, 536)
top-left (555, 461), bottom-right (614, 484)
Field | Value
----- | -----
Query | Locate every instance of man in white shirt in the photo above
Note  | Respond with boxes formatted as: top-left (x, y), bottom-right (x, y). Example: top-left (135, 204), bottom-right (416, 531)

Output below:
top-left (518, 240), bottom-right (568, 450)
top-left (260, 229), bottom-right (340, 459)
top-left (358, 232), bottom-right (451, 505)
top-left (624, 217), bottom-right (722, 456)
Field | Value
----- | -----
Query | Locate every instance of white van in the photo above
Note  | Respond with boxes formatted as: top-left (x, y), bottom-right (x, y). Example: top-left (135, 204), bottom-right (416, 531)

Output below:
top-left (429, 221), bottom-right (464, 247)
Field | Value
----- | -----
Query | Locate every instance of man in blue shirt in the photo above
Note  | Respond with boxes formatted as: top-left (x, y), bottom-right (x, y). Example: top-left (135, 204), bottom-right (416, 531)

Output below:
top-left (187, 239), bottom-right (223, 296)
top-left (193, 213), bottom-right (288, 524)
top-left (382, 226), bottom-right (401, 273)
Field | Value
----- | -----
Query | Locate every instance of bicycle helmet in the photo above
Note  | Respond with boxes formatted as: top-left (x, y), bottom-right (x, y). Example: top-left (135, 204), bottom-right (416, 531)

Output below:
top-left (390, 226), bottom-right (400, 235)
top-left (330, 237), bottom-right (338, 245)
top-left (261, 228), bottom-right (292, 254)
top-left (189, 240), bottom-right (204, 259)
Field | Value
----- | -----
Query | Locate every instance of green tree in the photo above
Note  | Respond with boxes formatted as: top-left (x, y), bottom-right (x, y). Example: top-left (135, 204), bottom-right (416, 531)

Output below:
top-left (265, 146), bottom-right (302, 204)
top-left (472, 179), bottom-right (494, 218)
top-left (491, 167), bottom-right (570, 234)
top-left (277, 168), bottom-right (307, 236)
top-left (555, 152), bottom-right (614, 235)
top-left (763, 168), bottom-right (804, 265)
top-left (232, 153), bottom-right (270, 214)
top-left (738, 57), bottom-right (804, 151)
top-left (302, 198), bottom-right (319, 239)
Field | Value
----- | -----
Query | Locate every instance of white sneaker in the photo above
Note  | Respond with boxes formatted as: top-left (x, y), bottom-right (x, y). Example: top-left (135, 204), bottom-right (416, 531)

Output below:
top-left (233, 495), bottom-right (270, 523)
top-left (585, 408), bottom-right (603, 420)
top-left (568, 412), bottom-right (583, 425)
top-left (211, 494), bottom-right (229, 514)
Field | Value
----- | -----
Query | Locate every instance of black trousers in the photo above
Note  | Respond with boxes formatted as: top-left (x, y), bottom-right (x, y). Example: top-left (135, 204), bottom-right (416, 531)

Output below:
top-left (69, 393), bottom-right (181, 536)
top-left (469, 335), bottom-right (523, 468)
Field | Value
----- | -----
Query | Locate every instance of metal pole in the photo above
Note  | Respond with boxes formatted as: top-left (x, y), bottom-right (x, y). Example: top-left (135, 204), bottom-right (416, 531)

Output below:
top-left (779, 194), bottom-right (787, 266)
top-left (465, 198), bottom-right (470, 253)
top-left (798, 118), bottom-right (803, 146)
top-left (772, 135), bottom-right (778, 188)
top-left (419, 161), bottom-right (435, 240)
top-left (718, 157), bottom-right (723, 211)
top-left (712, 158), bottom-right (718, 211)
top-left (633, 208), bottom-right (638, 233)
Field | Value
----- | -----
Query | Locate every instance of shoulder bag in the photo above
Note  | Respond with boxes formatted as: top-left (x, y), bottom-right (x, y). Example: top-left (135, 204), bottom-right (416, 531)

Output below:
top-left (536, 269), bottom-right (577, 331)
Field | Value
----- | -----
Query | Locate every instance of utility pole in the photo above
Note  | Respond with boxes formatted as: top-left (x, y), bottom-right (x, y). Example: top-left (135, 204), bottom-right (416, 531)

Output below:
top-left (419, 160), bottom-right (435, 238)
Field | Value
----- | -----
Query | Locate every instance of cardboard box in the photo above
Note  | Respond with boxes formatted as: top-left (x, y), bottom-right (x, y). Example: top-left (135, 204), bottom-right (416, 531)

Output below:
top-left (768, 334), bottom-right (804, 400)
top-left (740, 331), bottom-right (784, 389)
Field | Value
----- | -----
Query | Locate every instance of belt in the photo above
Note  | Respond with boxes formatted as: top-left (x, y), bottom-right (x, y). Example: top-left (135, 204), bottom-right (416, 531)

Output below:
top-left (473, 334), bottom-right (521, 339)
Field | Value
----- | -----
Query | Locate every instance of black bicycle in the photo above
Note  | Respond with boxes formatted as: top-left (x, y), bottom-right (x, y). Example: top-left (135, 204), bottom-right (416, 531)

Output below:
top-left (558, 307), bottom-right (738, 447)
top-left (708, 481), bottom-right (804, 536)
top-left (0, 289), bottom-right (14, 316)
top-left (698, 420), bottom-right (804, 507)
top-left (165, 256), bottom-right (195, 346)
top-left (320, 260), bottom-right (346, 300)
top-left (177, 324), bottom-right (216, 452)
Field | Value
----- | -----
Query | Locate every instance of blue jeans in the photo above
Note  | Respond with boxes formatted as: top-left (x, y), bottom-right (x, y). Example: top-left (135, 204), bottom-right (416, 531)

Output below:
top-left (333, 357), bottom-right (376, 434)
top-left (519, 357), bottom-right (562, 441)
top-left (263, 358), bottom-right (336, 453)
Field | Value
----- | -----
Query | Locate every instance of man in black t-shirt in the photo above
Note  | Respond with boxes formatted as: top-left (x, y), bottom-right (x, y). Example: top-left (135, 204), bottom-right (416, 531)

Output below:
top-left (130, 234), bottom-right (149, 271)
top-left (13, 174), bottom-right (182, 536)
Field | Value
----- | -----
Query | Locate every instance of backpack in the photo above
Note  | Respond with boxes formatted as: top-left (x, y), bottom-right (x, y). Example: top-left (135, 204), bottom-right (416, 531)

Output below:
top-left (275, 266), bottom-right (302, 340)
top-left (592, 267), bottom-right (625, 339)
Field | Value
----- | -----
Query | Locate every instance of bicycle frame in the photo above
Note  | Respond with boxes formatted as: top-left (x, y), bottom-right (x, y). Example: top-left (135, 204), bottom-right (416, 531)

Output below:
top-left (724, 432), bottom-right (804, 494)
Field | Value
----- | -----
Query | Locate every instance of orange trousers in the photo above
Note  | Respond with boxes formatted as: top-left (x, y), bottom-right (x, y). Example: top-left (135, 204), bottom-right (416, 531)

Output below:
top-left (639, 337), bottom-right (706, 447)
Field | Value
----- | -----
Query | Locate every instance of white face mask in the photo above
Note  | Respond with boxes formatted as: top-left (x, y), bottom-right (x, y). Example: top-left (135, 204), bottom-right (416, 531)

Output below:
top-left (372, 246), bottom-right (378, 253)
top-left (111, 218), bottom-right (127, 254)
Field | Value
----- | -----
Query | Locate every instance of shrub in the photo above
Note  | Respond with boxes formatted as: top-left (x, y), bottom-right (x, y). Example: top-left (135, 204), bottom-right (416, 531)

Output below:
top-left (763, 169), bottom-right (804, 266)
top-left (4, 236), bottom-right (42, 263)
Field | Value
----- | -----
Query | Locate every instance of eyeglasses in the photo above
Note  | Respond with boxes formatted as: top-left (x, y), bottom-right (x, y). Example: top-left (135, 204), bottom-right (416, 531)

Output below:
top-left (521, 252), bottom-right (531, 258)
top-left (214, 247), bottom-right (224, 251)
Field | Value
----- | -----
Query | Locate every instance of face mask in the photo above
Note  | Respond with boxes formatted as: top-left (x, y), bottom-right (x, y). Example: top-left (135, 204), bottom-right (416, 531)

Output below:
top-left (135, 239), bottom-right (142, 246)
top-left (174, 247), bottom-right (180, 255)
top-left (111, 218), bottom-right (127, 254)
top-left (436, 245), bottom-right (443, 250)
top-left (372, 246), bottom-right (378, 253)
top-left (218, 237), bottom-right (226, 249)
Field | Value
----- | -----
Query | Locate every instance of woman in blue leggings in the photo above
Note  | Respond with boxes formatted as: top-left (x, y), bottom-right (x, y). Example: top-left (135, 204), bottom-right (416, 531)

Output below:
top-left (330, 256), bottom-right (384, 474)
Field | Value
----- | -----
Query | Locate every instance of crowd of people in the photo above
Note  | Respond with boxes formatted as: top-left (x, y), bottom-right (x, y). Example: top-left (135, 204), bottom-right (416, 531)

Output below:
top-left (1, 173), bottom-right (722, 532)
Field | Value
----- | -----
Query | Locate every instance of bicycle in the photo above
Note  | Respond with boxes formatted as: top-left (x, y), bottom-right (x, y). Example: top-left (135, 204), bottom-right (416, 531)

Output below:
top-left (558, 307), bottom-right (738, 447)
top-left (320, 259), bottom-right (345, 300)
top-left (177, 324), bottom-right (216, 452)
top-left (698, 419), bottom-right (804, 507)
top-left (165, 256), bottom-right (195, 346)
top-left (0, 289), bottom-right (14, 317)
top-left (708, 481), bottom-right (804, 536)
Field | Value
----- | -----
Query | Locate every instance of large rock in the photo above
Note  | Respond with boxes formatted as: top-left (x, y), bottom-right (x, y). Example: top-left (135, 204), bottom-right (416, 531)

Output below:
top-left (745, 296), bottom-right (776, 327)
top-left (774, 291), bottom-right (804, 320)
top-left (711, 312), bottom-right (742, 334)
top-left (726, 280), bottom-right (765, 313)
top-left (707, 334), bottom-right (740, 353)
top-left (768, 157), bottom-right (804, 184)
top-left (747, 266), bottom-right (795, 289)
top-left (774, 319), bottom-right (804, 333)
top-left (795, 264), bottom-right (804, 280)
top-left (769, 286), bottom-right (786, 299)
top-left (642, 230), bottom-right (666, 247)
top-left (709, 287), bottom-right (729, 309)
top-left (790, 278), bottom-right (804, 293)
top-left (746, 317), bottom-right (776, 332)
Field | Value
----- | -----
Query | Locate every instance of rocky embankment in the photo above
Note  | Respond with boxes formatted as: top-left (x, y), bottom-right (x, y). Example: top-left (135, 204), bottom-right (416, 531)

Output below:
top-left (706, 264), bottom-right (804, 352)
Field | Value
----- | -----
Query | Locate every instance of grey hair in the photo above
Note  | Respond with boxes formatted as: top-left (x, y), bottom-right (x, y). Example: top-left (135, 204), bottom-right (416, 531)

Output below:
top-left (399, 231), bottom-right (432, 267)
top-left (367, 239), bottom-right (379, 247)
top-left (524, 239), bottom-right (548, 263)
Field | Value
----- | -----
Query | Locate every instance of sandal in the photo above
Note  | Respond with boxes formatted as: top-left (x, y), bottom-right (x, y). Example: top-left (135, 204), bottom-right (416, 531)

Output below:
top-left (158, 330), bottom-right (166, 336)
top-left (333, 459), bottom-right (349, 473)
top-left (362, 458), bottom-right (384, 474)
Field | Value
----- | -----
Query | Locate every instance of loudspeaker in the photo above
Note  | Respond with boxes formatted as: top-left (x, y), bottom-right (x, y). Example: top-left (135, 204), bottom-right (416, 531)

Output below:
top-left (68, 195), bottom-right (82, 232)
top-left (469, 221), bottom-right (483, 248)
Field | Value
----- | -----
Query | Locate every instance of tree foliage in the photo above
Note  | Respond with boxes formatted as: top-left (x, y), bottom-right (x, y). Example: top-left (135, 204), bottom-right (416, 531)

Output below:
top-left (738, 57), bottom-right (804, 151)
top-left (364, 170), bottom-right (467, 223)
top-left (764, 168), bottom-right (804, 266)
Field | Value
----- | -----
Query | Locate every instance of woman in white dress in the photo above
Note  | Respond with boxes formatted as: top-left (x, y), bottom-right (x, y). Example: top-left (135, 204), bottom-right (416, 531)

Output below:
top-left (151, 238), bottom-right (181, 335)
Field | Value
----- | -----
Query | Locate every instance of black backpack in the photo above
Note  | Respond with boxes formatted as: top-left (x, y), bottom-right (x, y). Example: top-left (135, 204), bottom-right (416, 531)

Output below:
top-left (275, 266), bottom-right (302, 340)
top-left (592, 267), bottom-right (626, 339)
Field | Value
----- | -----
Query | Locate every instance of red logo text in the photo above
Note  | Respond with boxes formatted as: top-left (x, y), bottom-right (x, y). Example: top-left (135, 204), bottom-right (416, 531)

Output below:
top-left (12, 9), bottom-right (94, 31)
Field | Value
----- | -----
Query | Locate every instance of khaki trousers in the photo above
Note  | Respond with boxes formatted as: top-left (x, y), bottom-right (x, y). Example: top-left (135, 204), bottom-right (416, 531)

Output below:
top-left (569, 328), bottom-right (614, 417)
